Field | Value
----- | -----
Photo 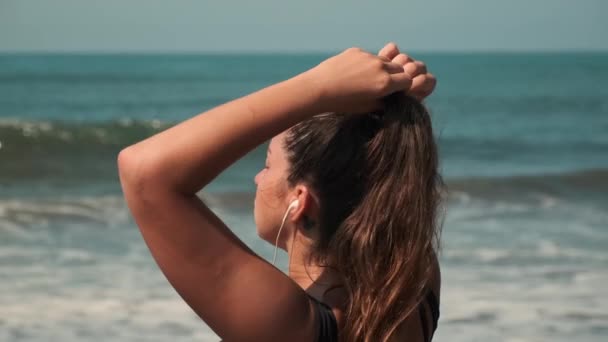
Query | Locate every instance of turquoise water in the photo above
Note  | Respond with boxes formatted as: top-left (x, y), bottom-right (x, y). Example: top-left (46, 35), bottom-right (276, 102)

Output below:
top-left (0, 53), bottom-right (607, 341)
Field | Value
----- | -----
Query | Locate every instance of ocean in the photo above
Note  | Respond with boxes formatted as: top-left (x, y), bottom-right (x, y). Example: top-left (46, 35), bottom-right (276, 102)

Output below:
top-left (0, 52), bottom-right (607, 341)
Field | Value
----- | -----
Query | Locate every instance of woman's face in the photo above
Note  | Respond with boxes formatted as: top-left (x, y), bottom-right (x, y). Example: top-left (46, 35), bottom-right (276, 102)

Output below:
top-left (254, 132), bottom-right (291, 245)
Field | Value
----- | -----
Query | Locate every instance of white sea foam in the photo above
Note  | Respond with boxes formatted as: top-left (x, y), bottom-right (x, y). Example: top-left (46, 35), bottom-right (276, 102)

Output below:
top-left (436, 264), bottom-right (608, 341)
top-left (0, 195), bottom-right (129, 228)
top-left (0, 186), bottom-right (606, 341)
top-left (0, 255), bottom-right (220, 341)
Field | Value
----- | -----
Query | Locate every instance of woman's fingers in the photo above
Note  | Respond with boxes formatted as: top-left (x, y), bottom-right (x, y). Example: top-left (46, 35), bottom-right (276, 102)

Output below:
top-left (383, 61), bottom-right (405, 74)
top-left (409, 73), bottom-right (437, 100)
top-left (378, 55), bottom-right (391, 63)
top-left (387, 51), bottom-right (436, 99)
top-left (403, 62), bottom-right (419, 78)
top-left (378, 42), bottom-right (400, 61)
top-left (378, 61), bottom-right (411, 96)
top-left (384, 71), bottom-right (413, 96)
top-left (403, 60), bottom-right (427, 78)
top-left (419, 73), bottom-right (437, 98)
top-left (414, 61), bottom-right (427, 74)
top-left (392, 53), bottom-right (412, 66)
top-left (383, 61), bottom-right (415, 95)
top-left (381, 58), bottom-right (435, 98)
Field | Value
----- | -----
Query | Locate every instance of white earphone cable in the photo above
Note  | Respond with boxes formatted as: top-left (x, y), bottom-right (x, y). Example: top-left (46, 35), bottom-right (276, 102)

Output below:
top-left (272, 201), bottom-right (296, 266)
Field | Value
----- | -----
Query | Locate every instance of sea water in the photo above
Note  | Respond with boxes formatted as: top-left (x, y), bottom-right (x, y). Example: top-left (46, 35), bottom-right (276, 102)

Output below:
top-left (0, 52), bottom-right (607, 341)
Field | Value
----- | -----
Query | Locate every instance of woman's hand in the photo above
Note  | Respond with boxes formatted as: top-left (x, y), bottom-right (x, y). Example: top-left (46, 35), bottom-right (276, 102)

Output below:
top-left (307, 47), bottom-right (413, 114)
top-left (378, 42), bottom-right (436, 100)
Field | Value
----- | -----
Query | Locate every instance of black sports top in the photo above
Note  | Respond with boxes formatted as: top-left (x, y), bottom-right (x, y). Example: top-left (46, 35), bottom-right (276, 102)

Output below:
top-left (308, 294), bottom-right (339, 341)
top-left (308, 290), bottom-right (440, 342)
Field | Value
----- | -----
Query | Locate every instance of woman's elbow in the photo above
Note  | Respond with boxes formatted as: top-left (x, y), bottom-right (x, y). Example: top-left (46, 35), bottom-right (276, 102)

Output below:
top-left (117, 146), bottom-right (152, 195)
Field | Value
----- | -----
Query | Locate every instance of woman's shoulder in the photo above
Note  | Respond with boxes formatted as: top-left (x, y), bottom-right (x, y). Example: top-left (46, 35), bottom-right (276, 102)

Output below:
top-left (311, 256), bottom-right (441, 341)
top-left (322, 286), bottom-right (347, 327)
top-left (429, 251), bottom-right (442, 299)
top-left (307, 291), bottom-right (341, 342)
top-left (391, 254), bottom-right (442, 341)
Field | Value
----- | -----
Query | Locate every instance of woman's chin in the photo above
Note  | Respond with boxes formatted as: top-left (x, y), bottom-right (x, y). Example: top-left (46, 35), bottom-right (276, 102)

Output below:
top-left (256, 229), bottom-right (275, 246)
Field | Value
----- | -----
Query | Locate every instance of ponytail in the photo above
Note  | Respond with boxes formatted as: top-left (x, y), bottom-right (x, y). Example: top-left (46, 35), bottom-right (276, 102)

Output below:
top-left (284, 93), bottom-right (444, 341)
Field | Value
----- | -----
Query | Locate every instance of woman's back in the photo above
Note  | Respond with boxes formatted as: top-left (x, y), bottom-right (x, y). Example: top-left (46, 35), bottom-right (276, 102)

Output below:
top-left (392, 257), bottom-right (441, 342)
top-left (312, 255), bottom-right (441, 341)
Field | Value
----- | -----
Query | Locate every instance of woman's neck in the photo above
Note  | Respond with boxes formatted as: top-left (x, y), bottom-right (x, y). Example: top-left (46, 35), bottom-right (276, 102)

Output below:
top-left (284, 232), bottom-right (341, 301)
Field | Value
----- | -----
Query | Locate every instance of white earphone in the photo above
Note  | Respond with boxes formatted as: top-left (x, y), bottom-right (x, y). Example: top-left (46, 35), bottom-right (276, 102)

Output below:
top-left (288, 199), bottom-right (300, 211)
top-left (271, 199), bottom-right (299, 266)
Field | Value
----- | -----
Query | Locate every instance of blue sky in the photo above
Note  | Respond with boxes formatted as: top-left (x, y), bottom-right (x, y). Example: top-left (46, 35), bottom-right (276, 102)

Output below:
top-left (1, 0), bottom-right (606, 53)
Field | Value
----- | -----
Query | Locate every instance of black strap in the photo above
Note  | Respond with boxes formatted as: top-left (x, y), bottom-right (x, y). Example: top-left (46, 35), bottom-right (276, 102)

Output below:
top-left (426, 290), bottom-right (440, 336)
top-left (418, 304), bottom-right (430, 342)
top-left (308, 294), bottom-right (339, 342)
top-left (417, 290), bottom-right (441, 342)
top-left (307, 291), bottom-right (438, 342)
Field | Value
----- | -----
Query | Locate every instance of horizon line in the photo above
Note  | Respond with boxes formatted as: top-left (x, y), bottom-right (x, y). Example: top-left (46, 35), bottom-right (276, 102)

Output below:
top-left (1, 47), bottom-right (607, 56)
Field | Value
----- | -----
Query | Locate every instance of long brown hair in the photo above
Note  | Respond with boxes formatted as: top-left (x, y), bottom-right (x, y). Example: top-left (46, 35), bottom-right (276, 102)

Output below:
top-left (283, 92), bottom-right (444, 341)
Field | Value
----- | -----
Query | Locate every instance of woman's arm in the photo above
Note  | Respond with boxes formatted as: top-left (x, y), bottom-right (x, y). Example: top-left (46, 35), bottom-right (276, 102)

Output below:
top-left (118, 70), bottom-right (321, 195)
top-left (117, 47), bottom-right (411, 341)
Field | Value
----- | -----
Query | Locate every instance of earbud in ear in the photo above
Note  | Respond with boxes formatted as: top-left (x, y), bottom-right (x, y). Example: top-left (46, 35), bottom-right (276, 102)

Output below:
top-left (288, 199), bottom-right (299, 211)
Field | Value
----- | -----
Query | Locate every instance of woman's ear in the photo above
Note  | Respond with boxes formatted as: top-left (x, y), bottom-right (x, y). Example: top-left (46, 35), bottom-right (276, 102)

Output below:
top-left (290, 184), bottom-right (319, 227)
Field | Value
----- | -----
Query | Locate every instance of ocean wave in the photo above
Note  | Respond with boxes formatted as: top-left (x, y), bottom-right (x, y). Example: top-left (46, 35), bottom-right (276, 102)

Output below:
top-left (443, 242), bottom-right (608, 266)
top-left (3, 117), bottom-right (606, 156)
top-left (0, 195), bottom-right (129, 233)
top-left (0, 118), bottom-right (171, 183)
top-left (1, 118), bottom-right (607, 201)
top-left (446, 168), bottom-right (608, 202)
top-left (0, 117), bottom-right (169, 149)
top-left (0, 192), bottom-right (248, 232)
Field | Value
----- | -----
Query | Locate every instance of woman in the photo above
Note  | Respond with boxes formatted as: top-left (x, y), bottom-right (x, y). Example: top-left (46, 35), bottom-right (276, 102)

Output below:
top-left (118, 42), bottom-right (443, 341)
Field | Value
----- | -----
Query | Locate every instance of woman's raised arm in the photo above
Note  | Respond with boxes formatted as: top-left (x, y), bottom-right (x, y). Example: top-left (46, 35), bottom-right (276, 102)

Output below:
top-left (117, 47), bottom-right (411, 341)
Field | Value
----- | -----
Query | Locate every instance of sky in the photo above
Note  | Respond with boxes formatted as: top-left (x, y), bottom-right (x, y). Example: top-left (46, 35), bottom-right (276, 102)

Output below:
top-left (1, 0), bottom-right (607, 53)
